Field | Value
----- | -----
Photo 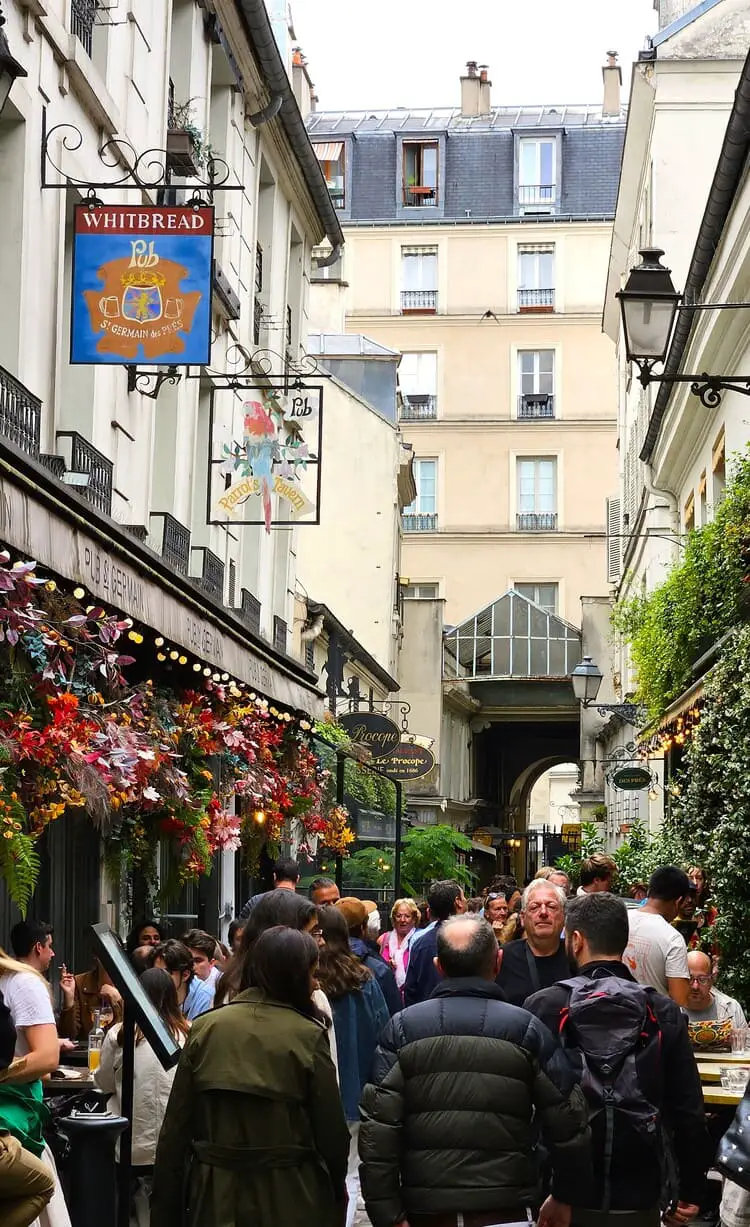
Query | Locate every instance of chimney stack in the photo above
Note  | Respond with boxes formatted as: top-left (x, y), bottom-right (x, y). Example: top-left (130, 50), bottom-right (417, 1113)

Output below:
top-left (460, 61), bottom-right (492, 119)
top-left (602, 50), bottom-right (622, 117)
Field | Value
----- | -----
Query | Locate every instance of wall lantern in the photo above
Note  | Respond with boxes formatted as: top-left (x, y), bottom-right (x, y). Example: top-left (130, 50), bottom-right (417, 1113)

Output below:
top-left (571, 656), bottom-right (644, 726)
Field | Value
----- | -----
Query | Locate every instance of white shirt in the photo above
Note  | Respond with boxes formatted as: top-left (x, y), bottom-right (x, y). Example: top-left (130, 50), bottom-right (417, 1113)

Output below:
top-left (623, 909), bottom-right (689, 996)
top-left (0, 969), bottom-right (54, 1057)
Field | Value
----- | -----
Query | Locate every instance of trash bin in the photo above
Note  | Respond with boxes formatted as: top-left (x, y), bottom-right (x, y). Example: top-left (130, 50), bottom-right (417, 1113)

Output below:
top-left (61, 1108), bottom-right (128, 1227)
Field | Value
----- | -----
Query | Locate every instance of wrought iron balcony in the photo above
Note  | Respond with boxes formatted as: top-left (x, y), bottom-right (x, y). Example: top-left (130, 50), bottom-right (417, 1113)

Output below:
top-left (327, 186), bottom-right (345, 208)
top-left (401, 290), bottom-right (437, 313)
top-left (273, 615), bottom-right (288, 653)
top-left (518, 288), bottom-right (555, 310)
top-left (401, 394), bottom-right (437, 421)
top-left (70, 0), bottom-right (97, 56)
top-left (517, 184), bottom-right (556, 207)
top-left (286, 305), bottom-right (293, 350)
top-left (403, 185), bottom-right (437, 208)
top-left (150, 513), bottom-right (191, 575)
top-left (56, 431), bottom-right (113, 515)
top-left (517, 393), bottom-right (555, 419)
top-left (254, 297), bottom-right (263, 346)
top-left (0, 365), bottom-right (41, 459)
top-left (192, 547), bottom-right (224, 601)
top-left (240, 588), bottom-right (261, 635)
top-left (255, 243), bottom-right (263, 294)
top-left (517, 512), bottom-right (558, 531)
top-left (403, 513), bottom-right (438, 532)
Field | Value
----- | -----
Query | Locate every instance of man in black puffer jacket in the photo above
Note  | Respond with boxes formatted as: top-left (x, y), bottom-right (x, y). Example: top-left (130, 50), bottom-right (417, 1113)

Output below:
top-left (360, 916), bottom-right (591, 1227)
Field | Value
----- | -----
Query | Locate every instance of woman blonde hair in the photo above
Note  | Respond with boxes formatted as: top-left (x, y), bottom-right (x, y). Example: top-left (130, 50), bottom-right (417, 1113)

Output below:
top-left (390, 898), bottom-right (420, 925)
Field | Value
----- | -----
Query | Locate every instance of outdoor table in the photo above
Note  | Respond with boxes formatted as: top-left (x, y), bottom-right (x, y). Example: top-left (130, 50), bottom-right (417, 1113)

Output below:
top-left (704, 1084), bottom-right (744, 1107)
top-left (695, 1051), bottom-right (750, 1063)
top-left (44, 1067), bottom-right (95, 1095)
top-left (698, 1062), bottom-right (723, 1083)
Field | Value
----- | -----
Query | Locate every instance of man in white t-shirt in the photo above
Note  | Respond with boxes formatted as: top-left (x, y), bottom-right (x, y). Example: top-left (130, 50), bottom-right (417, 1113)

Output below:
top-left (623, 865), bottom-right (691, 1006)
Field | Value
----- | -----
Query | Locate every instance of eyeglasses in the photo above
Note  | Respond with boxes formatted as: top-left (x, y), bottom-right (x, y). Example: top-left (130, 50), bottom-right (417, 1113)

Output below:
top-left (689, 974), bottom-right (712, 985)
top-left (526, 902), bottom-right (562, 914)
top-left (486, 893), bottom-right (508, 902)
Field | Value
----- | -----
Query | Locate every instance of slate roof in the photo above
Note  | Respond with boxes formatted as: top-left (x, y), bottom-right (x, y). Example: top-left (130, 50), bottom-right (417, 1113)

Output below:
top-left (307, 333), bottom-right (399, 357)
top-left (307, 105), bottom-right (625, 223)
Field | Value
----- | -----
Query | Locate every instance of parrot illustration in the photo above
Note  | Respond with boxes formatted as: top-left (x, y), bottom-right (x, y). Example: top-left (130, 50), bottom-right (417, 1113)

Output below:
top-left (242, 398), bottom-right (277, 532)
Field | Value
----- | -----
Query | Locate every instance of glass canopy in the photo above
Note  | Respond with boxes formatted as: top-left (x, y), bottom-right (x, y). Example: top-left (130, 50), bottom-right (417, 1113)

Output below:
top-left (443, 589), bottom-right (582, 680)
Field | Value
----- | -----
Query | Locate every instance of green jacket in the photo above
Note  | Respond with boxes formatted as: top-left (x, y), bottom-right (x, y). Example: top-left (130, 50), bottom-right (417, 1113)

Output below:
top-left (151, 989), bottom-right (350, 1227)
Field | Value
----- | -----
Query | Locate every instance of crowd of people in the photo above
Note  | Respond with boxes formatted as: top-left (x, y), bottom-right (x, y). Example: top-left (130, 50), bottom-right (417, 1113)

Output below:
top-left (0, 854), bottom-right (746, 1227)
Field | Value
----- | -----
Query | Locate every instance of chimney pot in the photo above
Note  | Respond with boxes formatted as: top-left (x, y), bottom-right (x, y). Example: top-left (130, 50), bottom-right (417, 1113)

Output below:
top-left (466, 61), bottom-right (478, 77)
top-left (602, 49), bottom-right (622, 117)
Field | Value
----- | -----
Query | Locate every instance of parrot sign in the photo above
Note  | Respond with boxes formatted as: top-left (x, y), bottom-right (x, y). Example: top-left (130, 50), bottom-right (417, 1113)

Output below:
top-left (211, 385), bottom-right (322, 532)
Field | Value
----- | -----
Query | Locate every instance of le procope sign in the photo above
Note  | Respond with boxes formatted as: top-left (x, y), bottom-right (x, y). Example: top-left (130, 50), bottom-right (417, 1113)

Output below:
top-left (611, 766), bottom-right (652, 792)
top-left (338, 712), bottom-right (400, 760)
top-left (379, 742), bottom-right (436, 782)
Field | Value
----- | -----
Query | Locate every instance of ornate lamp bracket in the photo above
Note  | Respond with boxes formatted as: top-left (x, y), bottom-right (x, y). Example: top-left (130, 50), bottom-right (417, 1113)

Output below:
top-left (126, 366), bottom-right (182, 400)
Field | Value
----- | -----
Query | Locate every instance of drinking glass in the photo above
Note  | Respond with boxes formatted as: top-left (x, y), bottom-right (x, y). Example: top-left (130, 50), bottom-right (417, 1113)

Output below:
top-left (731, 1027), bottom-right (748, 1054)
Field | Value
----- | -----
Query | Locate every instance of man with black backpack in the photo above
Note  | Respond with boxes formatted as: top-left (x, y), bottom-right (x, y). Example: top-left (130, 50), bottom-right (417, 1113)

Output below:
top-left (525, 892), bottom-right (710, 1227)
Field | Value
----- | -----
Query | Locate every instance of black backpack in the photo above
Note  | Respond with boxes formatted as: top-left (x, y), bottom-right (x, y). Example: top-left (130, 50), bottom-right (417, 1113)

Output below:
top-left (558, 969), bottom-right (666, 1210)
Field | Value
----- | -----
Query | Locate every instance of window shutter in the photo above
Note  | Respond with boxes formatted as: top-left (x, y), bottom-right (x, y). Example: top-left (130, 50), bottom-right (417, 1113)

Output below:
top-left (606, 497), bottom-right (622, 584)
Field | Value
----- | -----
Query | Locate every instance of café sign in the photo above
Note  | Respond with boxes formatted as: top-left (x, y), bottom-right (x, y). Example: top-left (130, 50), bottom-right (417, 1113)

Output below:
top-left (380, 742), bottom-right (436, 782)
top-left (611, 766), bottom-right (652, 792)
top-left (71, 205), bottom-right (213, 366)
top-left (338, 712), bottom-right (400, 760)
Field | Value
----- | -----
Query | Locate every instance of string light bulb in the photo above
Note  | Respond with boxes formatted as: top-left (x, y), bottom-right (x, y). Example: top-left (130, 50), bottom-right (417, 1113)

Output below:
top-left (253, 810), bottom-right (266, 825)
top-left (203, 667), bottom-right (211, 677)
top-left (193, 663), bottom-right (202, 673)
top-left (73, 587), bottom-right (85, 599)
top-left (178, 655), bottom-right (187, 665)
top-left (154, 637), bottom-right (164, 648)
top-left (157, 652), bottom-right (166, 662)
top-left (169, 650), bottom-right (179, 661)
top-left (45, 581), bottom-right (56, 592)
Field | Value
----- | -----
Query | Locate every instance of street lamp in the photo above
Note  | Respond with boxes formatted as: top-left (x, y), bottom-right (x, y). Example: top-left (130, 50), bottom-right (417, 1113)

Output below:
top-left (571, 656), bottom-right (644, 726)
top-left (617, 246), bottom-right (750, 406)
top-left (0, 5), bottom-right (27, 118)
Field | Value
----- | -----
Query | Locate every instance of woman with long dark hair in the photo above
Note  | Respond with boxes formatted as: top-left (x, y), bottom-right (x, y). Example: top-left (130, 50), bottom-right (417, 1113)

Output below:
top-left (151, 927), bottom-right (349, 1227)
top-left (316, 906), bottom-right (389, 1227)
top-left (95, 967), bottom-right (189, 1226)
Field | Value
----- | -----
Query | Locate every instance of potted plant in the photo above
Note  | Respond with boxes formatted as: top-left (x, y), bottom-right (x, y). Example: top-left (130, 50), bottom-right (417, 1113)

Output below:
top-left (167, 99), bottom-right (215, 177)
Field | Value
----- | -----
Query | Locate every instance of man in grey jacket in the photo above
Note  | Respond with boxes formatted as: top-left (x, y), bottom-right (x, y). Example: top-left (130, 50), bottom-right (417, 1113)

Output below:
top-left (359, 916), bottom-right (591, 1227)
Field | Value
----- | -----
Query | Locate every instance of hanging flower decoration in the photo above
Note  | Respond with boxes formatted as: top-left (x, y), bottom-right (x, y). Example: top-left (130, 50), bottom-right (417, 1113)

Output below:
top-left (0, 553), bottom-right (354, 913)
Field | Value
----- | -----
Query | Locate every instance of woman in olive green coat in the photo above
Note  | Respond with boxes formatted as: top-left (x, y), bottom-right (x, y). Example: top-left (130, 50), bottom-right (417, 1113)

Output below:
top-left (151, 926), bottom-right (350, 1227)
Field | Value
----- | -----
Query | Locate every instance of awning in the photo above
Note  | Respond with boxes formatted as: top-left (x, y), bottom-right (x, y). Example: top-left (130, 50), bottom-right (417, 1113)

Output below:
top-left (0, 472), bottom-right (323, 716)
top-left (471, 839), bottom-right (497, 858)
top-left (656, 676), bottom-right (705, 731)
top-left (313, 141), bottom-right (343, 162)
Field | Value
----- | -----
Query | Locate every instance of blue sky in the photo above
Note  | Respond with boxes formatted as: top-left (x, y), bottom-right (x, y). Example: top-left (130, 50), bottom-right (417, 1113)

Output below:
top-left (289, 0), bottom-right (658, 111)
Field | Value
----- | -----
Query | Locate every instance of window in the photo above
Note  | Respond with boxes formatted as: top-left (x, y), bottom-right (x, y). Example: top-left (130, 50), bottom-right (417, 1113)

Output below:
top-left (518, 139), bottom-right (556, 208)
top-left (71, 0), bottom-right (97, 57)
top-left (518, 350), bottom-right (555, 418)
top-left (514, 583), bottom-right (558, 613)
top-left (399, 352), bottom-right (437, 419)
top-left (401, 247), bottom-right (438, 313)
top-left (404, 458), bottom-right (437, 532)
top-left (313, 142), bottom-right (345, 209)
top-left (713, 428), bottom-right (726, 506)
top-left (403, 583), bottom-right (440, 599)
top-left (403, 142), bottom-right (438, 207)
top-left (518, 246), bottom-right (555, 311)
top-left (684, 492), bottom-right (695, 534)
top-left (517, 457), bottom-right (557, 531)
top-left (698, 470), bottom-right (707, 526)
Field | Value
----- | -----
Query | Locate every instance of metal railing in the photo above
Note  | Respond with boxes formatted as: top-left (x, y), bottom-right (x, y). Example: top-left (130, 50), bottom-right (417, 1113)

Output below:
top-left (167, 78), bottom-right (176, 128)
top-left (151, 513), bottom-right (191, 575)
top-left (403, 186), bottom-right (437, 208)
top-left (517, 512), bottom-right (558, 531)
top-left (403, 513), bottom-right (438, 532)
top-left (0, 365), bottom-right (41, 458)
top-left (401, 290), bottom-right (437, 312)
top-left (517, 394), bottom-right (555, 419)
top-left (401, 394), bottom-right (437, 421)
top-left (193, 548), bottom-right (224, 601)
top-left (254, 298), bottom-right (263, 345)
top-left (326, 185), bottom-right (345, 208)
top-left (70, 0), bottom-right (97, 56)
top-left (273, 616), bottom-right (288, 652)
top-left (255, 243), bottom-right (263, 294)
top-left (286, 305), bottom-right (293, 349)
top-left (240, 589), bottom-right (261, 635)
top-left (56, 431), bottom-right (113, 515)
top-left (518, 288), bottom-right (555, 310)
top-left (518, 184), bottom-right (556, 206)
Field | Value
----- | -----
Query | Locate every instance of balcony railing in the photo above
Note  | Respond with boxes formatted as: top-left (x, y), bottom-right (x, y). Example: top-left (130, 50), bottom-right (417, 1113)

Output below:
top-left (401, 290), bottom-right (437, 313)
top-left (401, 394), bottom-right (437, 421)
top-left (240, 588), bottom-right (261, 635)
top-left (56, 431), bottom-right (113, 515)
top-left (326, 185), bottom-right (345, 208)
top-left (403, 513), bottom-right (438, 532)
top-left (518, 394), bottom-right (555, 420)
top-left (286, 305), bottom-right (293, 350)
top-left (70, 0), bottom-right (97, 56)
top-left (518, 288), bottom-right (555, 311)
top-left (254, 297), bottom-right (263, 346)
top-left (167, 77), bottom-right (176, 128)
top-left (150, 513), bottom-right (191, 575)
top-left (255, 243), bottom-right (263, 294)
top-left (192, 547), bottom-right (225, 601)
top-left (0, 365), bottom-right (41, 459)
top-left (403, 185), bottom-right (437, 208)
top-left (518, 184), bottom-right (556, 207)
top-left (273, 615), bottom-right (288, 653)
top-left (517, 512), bottom-right (558, 531)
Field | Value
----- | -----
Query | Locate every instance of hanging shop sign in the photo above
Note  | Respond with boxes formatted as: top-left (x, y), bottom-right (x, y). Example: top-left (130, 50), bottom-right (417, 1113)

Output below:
top-left (338, 712), bottom-right (401, 760)
top-left (71, 205), bottom-right (214, 366)
top-left (380, 741), bottom-right (436, 782)
top-left (611, 766), bottom-right (652, 792)
top-left (209, 384), bottom-right (322, 532)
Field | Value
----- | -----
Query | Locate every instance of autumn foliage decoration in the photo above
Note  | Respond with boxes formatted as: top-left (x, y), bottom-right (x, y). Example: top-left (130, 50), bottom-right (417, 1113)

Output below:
top-left (0, 553), bottom-right (353, 913)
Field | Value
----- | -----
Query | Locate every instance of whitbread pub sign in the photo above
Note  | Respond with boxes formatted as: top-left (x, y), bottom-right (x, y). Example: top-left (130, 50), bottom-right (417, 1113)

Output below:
top-left (70, 205), bottom-right (213, 366)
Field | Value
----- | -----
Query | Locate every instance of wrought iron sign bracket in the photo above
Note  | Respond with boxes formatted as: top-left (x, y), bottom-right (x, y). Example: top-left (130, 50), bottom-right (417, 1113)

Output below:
top-left (347, 698), bottom-right (412, 733)
top-left (126, 366), bottom-right (182, 400)
top-left (634, 360), bottom-right (750, 408)
top-left (591, 702), bottom-right (645, 727)
top-left (185, 343), bottom-right (333, 386)
top-left (40, 108), bottom-right (245, 203)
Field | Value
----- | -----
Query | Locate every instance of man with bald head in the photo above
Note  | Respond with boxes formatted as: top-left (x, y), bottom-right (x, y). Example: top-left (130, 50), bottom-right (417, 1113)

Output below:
top-left (360, 915), bottom-right (591, 1227)
top-left (685, 949), bottom-right (747, 1029)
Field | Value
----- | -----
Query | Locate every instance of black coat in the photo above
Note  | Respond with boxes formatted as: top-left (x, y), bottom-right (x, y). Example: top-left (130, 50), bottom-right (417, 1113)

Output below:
top-left (402, 924), bottom-right (441, 1006)
top-left (497, 939), bottom-right (571, 1007)
top-left (524, 960), bottom-right (711, 1211)
top-left (359, 977), bottom-right (591, 1227)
